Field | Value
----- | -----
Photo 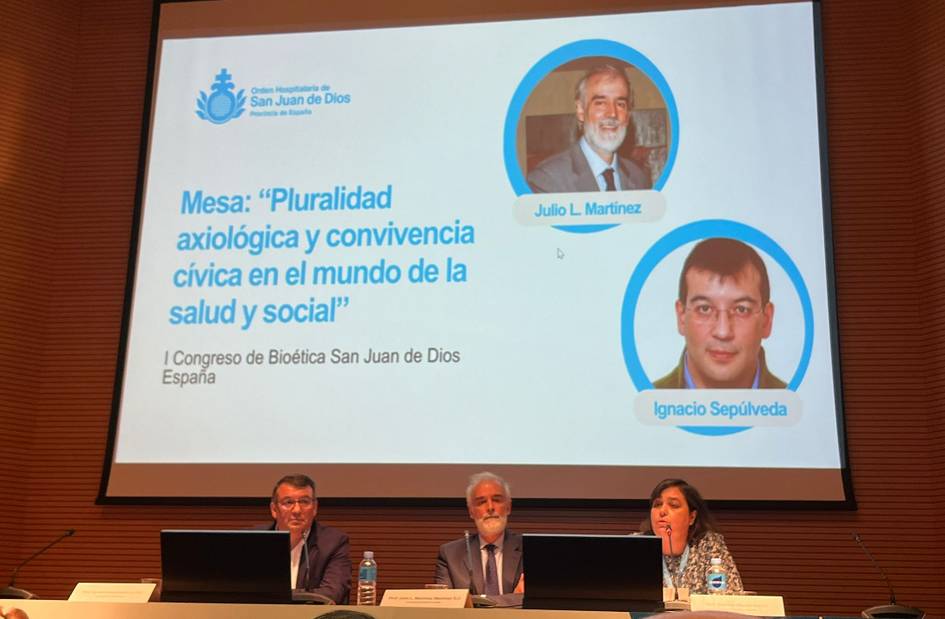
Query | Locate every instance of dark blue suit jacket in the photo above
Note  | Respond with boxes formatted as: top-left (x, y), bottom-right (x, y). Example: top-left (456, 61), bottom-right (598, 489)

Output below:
top-left (262, 521), bottom-right (351, 604)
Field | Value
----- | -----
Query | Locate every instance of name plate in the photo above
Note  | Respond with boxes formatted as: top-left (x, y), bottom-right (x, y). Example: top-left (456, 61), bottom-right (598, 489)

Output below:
top-left (663, 586), bottom-right (690, 602)
top-left (68, 582), bottom-right (156, 603)
top-left (690, 593), bottom-right (785, 616)
top-left (380, 588), bottom-right (471, 608)
top-left (513, 190), bottom-right (666, 227)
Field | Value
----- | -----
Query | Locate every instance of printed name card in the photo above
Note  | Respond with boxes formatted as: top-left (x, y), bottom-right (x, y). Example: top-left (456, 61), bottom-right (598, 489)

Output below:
top-left (68, 582), bottom-right (156, 603)
top-left (690, 593), bottom-right (785, 616)
top-left (380, 588), bottom-right (471, 608)
top-left (663, 586), bottom-right (691, 602)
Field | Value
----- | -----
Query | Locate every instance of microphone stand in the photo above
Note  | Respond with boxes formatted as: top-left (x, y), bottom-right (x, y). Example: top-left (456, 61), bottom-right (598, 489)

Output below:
top-left (463, 530), bottom-right (477, 595)
top-left (662, 526), bottom-right (688, 612)
top-left (464, 531), bottom-right (496, 608)
top-left (291, 528), bottom-right (332, 604)
top-left (852, 533), bottom-right (924, 619)
top-left (300, 528), bottom-right (311, 591)
top-left (0, 529), bottom-right (75, 599)
top-left (0, 585), bottom-right (35, 600)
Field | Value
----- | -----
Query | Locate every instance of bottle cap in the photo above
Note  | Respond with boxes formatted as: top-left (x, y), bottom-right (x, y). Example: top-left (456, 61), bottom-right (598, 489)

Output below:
top-left (363, 550), bottom-right (374, 559)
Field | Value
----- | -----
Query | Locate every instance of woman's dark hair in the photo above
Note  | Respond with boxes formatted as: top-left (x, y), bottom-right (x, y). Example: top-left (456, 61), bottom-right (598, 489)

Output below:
top-left (639, 478), bottom-right (719, 543)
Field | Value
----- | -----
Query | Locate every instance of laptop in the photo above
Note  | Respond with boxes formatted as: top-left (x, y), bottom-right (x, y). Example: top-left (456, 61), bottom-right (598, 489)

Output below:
top-left (522, 533), bottom-right (663, 612)
top-left (160, 529), bottom-right (292, 603)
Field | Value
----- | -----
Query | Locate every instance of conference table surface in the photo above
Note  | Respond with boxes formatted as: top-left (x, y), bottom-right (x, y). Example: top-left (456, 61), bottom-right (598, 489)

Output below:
top-left (7, 600), bottom-right (639, 619)
top-left (5, 600), bottom-right (861, 619)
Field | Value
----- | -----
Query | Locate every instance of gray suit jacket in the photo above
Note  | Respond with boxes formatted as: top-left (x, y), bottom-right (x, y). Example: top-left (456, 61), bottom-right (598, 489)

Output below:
top-left (527, 141), bottom-right (650, 193)
top-left (434, 530), bottom-right (523, 595)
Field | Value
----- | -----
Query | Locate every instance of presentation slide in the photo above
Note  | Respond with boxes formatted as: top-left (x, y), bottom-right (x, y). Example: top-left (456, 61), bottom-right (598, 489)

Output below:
top-left (104, 0), bottom-right (848, 501)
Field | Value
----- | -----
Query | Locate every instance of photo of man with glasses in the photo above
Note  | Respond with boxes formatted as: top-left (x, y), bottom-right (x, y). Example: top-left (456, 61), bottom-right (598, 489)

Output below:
top-left (653, 237), bottom-right (786, 389)
top-left (265, 474), bottom-right (351, 603)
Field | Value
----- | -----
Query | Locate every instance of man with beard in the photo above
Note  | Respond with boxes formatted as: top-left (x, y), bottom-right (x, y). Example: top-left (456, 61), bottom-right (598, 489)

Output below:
top-left (527, 64), bottom-right (650, 193)
top-left (434, 472), bottom-right (524, 595)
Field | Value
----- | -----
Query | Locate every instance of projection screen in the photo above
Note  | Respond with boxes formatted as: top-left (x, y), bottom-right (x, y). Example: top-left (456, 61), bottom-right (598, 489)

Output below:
top-left (100, 0), bottom-right (850, 502)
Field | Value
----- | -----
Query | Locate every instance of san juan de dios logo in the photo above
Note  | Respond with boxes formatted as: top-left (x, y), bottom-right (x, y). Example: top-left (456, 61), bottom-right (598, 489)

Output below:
top-left (196, 68), bottom-right (246, 124)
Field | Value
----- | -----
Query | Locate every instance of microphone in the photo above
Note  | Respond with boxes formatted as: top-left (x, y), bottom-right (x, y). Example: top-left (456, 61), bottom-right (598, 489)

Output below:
top-left (463, 530), bottom-right (477, 595)
top-left (300, 528), bottom-right (311, 591)
top-left (851, 532), bottom-right (924, 619)
top-left (0, 529), bottom-right (76, 599)
top-left (661, 525), bottom-right (687, 612)
top-left (464, 531), bottom-right (497, 608)
top-left (290, 529), bottom-right (333, 604)
top-left (665, 525), bottom-right (679, 601)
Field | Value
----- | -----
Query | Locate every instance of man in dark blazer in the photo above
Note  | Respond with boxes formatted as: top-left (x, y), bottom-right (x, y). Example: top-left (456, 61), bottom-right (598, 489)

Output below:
top-left (527, 65), bottom-right (650, 194)
top-left (267, 474), bottom-right (351, 604)
top-left (434, 472), bottom-right (524, 595)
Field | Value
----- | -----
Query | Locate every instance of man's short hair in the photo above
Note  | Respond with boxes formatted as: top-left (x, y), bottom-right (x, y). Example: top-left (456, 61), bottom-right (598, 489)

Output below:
top-left (678, 238), bottom-right (771, 306)
top-left (574, 64), bottom-right (634, 108)
top-left (465, 471), bottom-right (511, 507)
top-left (271, 473), bottom-right (317, 501)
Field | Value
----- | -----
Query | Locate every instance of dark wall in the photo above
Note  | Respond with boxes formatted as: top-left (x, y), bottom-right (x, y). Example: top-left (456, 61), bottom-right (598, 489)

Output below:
top-left (0, 1), bottom-right (942, 615)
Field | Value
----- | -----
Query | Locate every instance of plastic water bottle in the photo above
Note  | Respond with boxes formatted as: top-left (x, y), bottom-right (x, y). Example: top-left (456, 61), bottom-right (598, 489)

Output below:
top-left (357, 550), bottom-right (377, 605)
top-left (706, 557), bottom-right (728, 594)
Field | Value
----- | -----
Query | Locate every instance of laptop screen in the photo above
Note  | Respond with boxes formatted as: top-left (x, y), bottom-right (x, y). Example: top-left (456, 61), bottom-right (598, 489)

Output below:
top-left (523, 533), bottom-right (663, 612)
top-left (160, 529), bottom-right (292, 603)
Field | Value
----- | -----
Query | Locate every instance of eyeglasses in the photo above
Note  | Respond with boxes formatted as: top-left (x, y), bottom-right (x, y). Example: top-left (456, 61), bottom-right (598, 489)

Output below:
top-left (277, 497), bottom-right (315, 510)
top-left (685, 301), bottom-right (764, 324)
